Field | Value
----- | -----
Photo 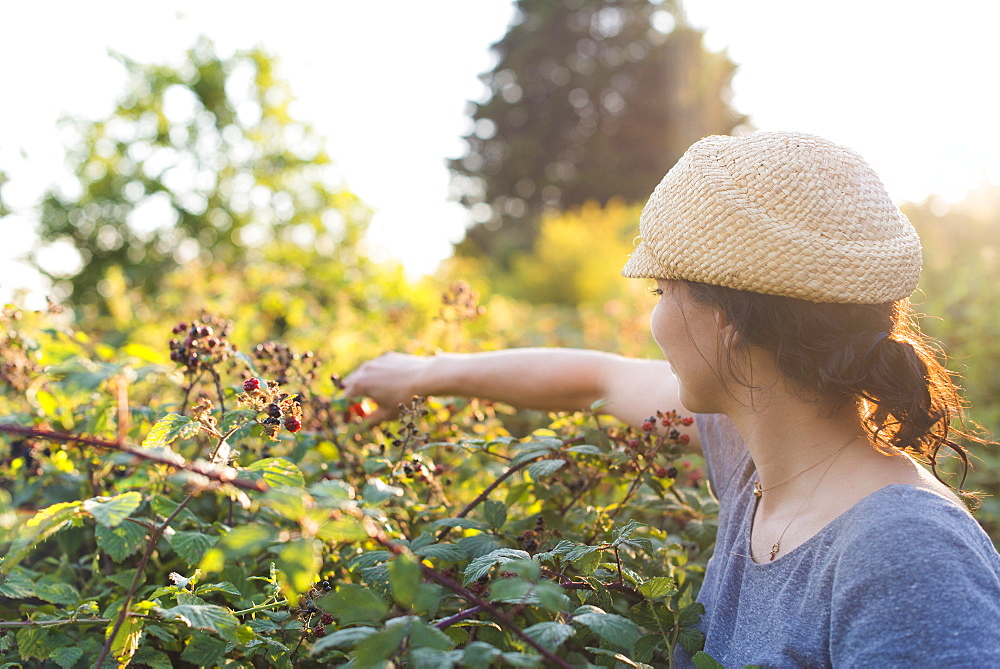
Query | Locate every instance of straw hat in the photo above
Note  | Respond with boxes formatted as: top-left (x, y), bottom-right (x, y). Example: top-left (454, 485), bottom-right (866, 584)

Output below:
top-left (621, 131), bottom-right (922, 304)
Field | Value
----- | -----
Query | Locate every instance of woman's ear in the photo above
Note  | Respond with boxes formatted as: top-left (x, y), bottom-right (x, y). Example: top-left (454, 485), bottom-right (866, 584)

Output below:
top-left (714, 309), bottom-right (740, 350)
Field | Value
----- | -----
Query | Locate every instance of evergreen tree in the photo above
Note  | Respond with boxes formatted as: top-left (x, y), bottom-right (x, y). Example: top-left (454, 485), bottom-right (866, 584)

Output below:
top-left (450, 0), bottom-right (747, 267)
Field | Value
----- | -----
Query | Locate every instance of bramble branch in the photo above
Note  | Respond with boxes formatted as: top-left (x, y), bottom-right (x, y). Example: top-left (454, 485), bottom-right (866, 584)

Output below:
top-left (0, 424), bottom-right (266, 492)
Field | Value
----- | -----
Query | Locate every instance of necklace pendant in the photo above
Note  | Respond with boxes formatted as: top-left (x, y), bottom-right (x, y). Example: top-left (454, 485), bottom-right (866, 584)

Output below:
top-left (753, 481), bottom-right (763, 498)
top-left (769, 541), bottom-right (780, 561)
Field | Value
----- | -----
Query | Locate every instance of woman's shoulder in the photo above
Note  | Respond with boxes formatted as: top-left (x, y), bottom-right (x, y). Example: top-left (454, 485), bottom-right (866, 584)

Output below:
top-left (831, 484), bottom-right (1000, 569)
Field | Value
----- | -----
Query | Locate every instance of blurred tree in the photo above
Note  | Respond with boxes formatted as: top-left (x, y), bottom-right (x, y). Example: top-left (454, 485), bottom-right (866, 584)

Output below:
top-left (903, 185), bottom-right (1000, 434)
top-left (32, 38), bottom-right (370, 312)
top-left (0, 169), bottom-right (10, 217)
top-left (449, 0), bottom-right (747, 268)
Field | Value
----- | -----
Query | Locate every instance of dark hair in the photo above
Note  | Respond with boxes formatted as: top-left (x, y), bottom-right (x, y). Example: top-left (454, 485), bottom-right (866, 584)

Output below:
top-left (684, 281), bottom-right (989, 490)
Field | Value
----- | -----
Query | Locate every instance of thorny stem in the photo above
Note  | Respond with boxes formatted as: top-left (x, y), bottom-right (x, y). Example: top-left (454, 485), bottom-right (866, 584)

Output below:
top-left (95, 492), bottom-right (196, 668)
top-left (0, 425), bottom-right (266, 492)
top-left (0, 614), bottom-right (156, 629)
top-left (435, 453), bottom-right (545, 542)
top-left (233, 599), bottom-right (290, 617)
top-left (432, 605), bottom-right (485, 630)
top-left (211, 368), bottom-right (227, 415)
top-left (365, 523), bottom-right (573, 669)
top-left (614, 547), bottom-right (624, 585)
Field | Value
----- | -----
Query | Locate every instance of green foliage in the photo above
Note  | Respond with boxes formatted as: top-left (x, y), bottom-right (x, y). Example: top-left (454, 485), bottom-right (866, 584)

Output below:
top-left (32, 38), bottom-right (371, 314)
top-left (0, 301), bottom-right (716, 666)
top-left (451, 0), bottom-right (747, 267)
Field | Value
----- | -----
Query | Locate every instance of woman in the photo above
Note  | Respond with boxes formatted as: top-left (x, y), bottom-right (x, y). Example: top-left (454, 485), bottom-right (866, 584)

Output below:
top-left (344, 132), bottom-right (1000, 666)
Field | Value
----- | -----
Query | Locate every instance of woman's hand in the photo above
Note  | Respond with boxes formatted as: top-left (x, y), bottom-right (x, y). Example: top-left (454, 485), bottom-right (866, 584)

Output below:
top-left (342, 353), bottom-right (430, 423)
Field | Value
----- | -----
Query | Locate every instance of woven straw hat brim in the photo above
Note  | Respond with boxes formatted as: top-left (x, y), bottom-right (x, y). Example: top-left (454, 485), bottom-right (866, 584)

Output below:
top-left (621, 132), bottom-right (922, 304)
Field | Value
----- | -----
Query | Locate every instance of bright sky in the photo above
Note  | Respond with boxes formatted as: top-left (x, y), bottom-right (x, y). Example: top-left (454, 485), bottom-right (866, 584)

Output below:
top-left (3, 1), bottom-right (999, 307)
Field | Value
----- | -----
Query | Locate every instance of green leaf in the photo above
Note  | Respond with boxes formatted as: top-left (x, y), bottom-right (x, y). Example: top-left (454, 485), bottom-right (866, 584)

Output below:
top-left (155, 603), bottom-right (239, 642)
top-left (488, 577), bottom-right (537, 604)
top-left (0, 567), bottom-right (36, 598)
top-left (244, 457), bottom-right (305, 489)
top-left (677, 625), bottom-right (706, 653)
top-left (97, 521), bottom-right (148, 562)
top-left (179, 631), bottom-right (228, 666)
top-left (353, 617), bottom-right (410, 665)
top-left (219, 408), bottom-right (258, 442)
top-left (634, 633), bottom-right (665, 663)
top-left (317, 516), bottom-right (371, 543)
top-left (348, 549), bottom-right (393, 570)
top-left (611, 519), bottom-right (646, 546)
top-left (462, 641), bottom-right (503, 665)
top-left (34, 581), bottom-right (81, 606)
top-left (463, 549), bottom-right (531, 585)
top-left (49, 646), bottom-right (84, 669)
top-left (692, 650), bottom-right (727, 669)
top-left (523, 621), bottom-right (575, 651)
top-left (678, 601), bottom-right (706, 628)
top-left (199, 524), bottom-right (277, 573)
top-left (362, 477), bottom-right (404, 504)
top-left (409, 620), bottom-right (455, 650)
top-left (309, 626), bottom-right (378, 654)
top-left (586, 647), bottom-right (653, 668)
top-left (308, 479), bottom-right (356, 504)
top-left (482, 499), bottom-right (507, 530)
top-left (167, 530), bottom-right (217, 566)
top-left (131, 646), bottom-right (174, 669)
top-left (412, 542), bottom-right (465, 562)
top-left (457, 533), bottom-right (504, 560)
top-left (14, 627), bottom-right (50, 661)
top-left (572, 605), bottom-right (641, 652)
top-left (389, 552), bottom-right (421, 607)
top-left (317, 585), bottom-right (388, 626)
top-left (195, 581), bottom-right (242, 597)
top-left (275, 538), bottom-right (320, 594)
top-left (528, 458), bottom-right (566, 479)
top-left (566, 444), bottom-right (603, 455)
top-left (431, 517), bottom-right (488, 531)
top-left (142, 413), bottom-right (200, 448)
top-left (1, 501), bottom-right (83, 576)
top-left (106, 614), bottom-right (144, 667)
top-left (83, 492), bottom-right (143, 528)
top-left (410, 648), bottom-right (463, 669)
top-left (638, 576), bottom-right (676, 601)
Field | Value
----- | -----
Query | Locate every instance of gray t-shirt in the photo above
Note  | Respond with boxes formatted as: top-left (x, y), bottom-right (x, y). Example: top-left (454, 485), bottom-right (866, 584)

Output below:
top-left (678, 413), bottom-right (1000, 668)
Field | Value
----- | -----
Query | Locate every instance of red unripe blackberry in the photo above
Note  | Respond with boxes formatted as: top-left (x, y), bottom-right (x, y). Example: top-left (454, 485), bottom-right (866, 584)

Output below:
top-left (243, 378), bottom-right (261, 392)
top-left (284, 417), bottom-right (302, 432)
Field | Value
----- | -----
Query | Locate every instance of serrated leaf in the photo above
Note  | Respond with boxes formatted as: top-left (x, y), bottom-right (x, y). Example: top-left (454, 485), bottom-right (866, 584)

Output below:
top-left (488, 577), bottom-right (537, 604)
top-left (107, 614), bottom-right (144, 667)
top-left (155, 604), bottom-right (239, 641)
top-left (611, 519), bottom-right (646, 546)
top-left (457, 533), bottom-right (503, 560)
top-left (0, 567), bottom-right (36, 598)
top-left (462, 641), bottom-right (503, 665)
top-left (275, 537), bottom-right (320, 594)
top-left (49, 645), bottom-right (84, 669)
top-left (219, 409), bottom-right (258, 441)
top-left (389, 552), bottom-right (421, 607)
top-left (678, 625), bottom-right (706, 653)
top-left (34, 580), bottom-right (80, 606)
top-left (412, 542), bottom-right (465, 562)
top-left (410, 648), bottom-right (463, 669)
top-left (638, 576), bottom-right (676, 601)
top-left (528, 458), bottom-right (566, 479)
top-left (431, 517), bottom-right (488, 531)
top-left (142, 413), bottom-right (200, 448)
top-left (572, 605), bottom-right (641, 652)
top-left (83, 491), bottom-right (142, 528)
top-left (195, 581), bottom-right (242, 597)
top-left (362, 477), bottom-right (404, 504)
top-left (353, 618), bottom-right (410, 665)
top-left (131, 646), bottom-right (173, 669)
top-left (1, 501), bottom-right (82, 576)
top-left (167, 530), bottom-right (217, 566)
top-left (634, 633), bottom-right (665, 663)
top-left (511, 449), bottom-right (551, 466)
top-left (482, 499), bottom-right (507, 530)
top-left (180, 631), bottom-right (228, 665)
top-left (96, 521), bottom-right (148, 562)
top-left (567, 444), bottom-right (603, 455)
top-left (586, 647), bottom-right (653, 668)
top-left (244, 457), bottom-right (304, 489)
top-left (349, 550), bottom-right (393, 570)
top-left (310, 626), bottom-right (378, 654)
top-left (199, 524), bottom-right (277, 573)
top-left (523, 621), bottom-right (575, 651)
top-left (585, 576), bottom-right (613, 611)
top-left (691, 650), bottom-right (725, 668)
top-left (678, 601), bottom-right (705, 628)
top-left (463, 549), bottom-right (531, 585)
top-left (14, 627), bottom-right (49, 661)
top-left (409, 620), bottom-right (455, 650)
top-left (317, 585), bottom-right (388, 626)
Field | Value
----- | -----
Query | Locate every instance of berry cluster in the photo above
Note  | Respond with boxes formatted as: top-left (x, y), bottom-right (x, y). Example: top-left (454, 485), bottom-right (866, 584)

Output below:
top-left (386, 396), bottom-right (430, 449)
top-left (168, 315), bottom-right (236, 374)
top-left (439, 280), bottom-right (485, 323)
top-left (239, 377), bottom-right (305, 439)
top-left (292, 579), bottom-right (334, 637)
top-left (249, 341), bottom-right (318, 387)
top-left (0, 307), bottom-right (41, 393)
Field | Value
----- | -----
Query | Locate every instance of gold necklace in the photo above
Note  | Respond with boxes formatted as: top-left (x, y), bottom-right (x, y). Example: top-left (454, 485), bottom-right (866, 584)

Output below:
top-left (750, 435), bottom-right (848, 562)
top-left (752, 434), bottom-right (862, 499)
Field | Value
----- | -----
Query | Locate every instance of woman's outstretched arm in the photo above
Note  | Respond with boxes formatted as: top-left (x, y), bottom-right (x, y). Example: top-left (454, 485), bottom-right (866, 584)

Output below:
top-left (342, 348), bottom-right (699, 450)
